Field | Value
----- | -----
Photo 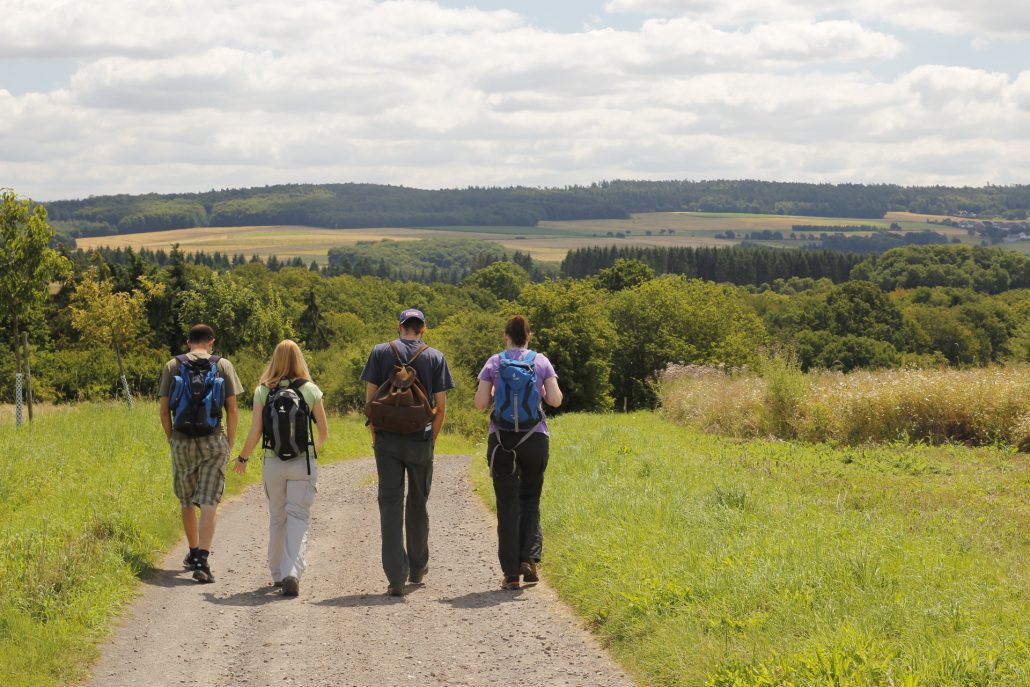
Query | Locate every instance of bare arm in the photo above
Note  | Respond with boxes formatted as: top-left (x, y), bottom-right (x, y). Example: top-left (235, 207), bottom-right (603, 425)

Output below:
top-left (543, 377), bottom-right (563, 408)
top-left (312, 399), bottom-right (328, 452)
top-left (431, 391), bottom-right (446, 444)
top-left (159, 397), bottom-right (172, 440)
top-left (234, 400), bottom-right (263, 473)
top-left (474, 379), bottom-right (493, 411)
top-left (365, 382), bottom-right (378, 404)
top-left (225, 395), bottom-right (238, 449)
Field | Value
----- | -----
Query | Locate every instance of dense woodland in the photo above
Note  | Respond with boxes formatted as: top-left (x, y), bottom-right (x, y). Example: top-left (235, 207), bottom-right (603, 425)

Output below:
top-left (43, 180), bottom-right (1030, 237)
top-left (4, 234), bottom-right (1028, 414)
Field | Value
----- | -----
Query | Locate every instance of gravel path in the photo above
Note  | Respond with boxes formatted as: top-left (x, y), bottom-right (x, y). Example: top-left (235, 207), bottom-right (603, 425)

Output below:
top-left (83, 455), bottom-right (634, 687)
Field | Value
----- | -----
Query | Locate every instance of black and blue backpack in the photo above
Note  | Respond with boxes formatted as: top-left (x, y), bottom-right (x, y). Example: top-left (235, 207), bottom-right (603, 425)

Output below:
top-left (169, 355), bottom-right (225, 436)
top-left (491, 350), bottom-right (543, 432)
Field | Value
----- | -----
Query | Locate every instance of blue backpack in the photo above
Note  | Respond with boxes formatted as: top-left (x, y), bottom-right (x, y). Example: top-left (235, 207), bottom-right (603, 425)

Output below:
top-left (169, 354), bottom-right (225, 436)
top-left (492, 350), bottom-right (542, 432)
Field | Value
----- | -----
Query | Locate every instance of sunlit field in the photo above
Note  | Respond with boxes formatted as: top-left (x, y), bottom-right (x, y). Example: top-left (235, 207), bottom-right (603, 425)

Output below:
top-left (75, 210), bottom-right (1022, 263)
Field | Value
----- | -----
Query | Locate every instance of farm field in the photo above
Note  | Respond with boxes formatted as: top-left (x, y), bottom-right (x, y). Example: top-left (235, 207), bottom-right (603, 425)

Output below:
top-left (75, 211), bottom-right (1025, 263)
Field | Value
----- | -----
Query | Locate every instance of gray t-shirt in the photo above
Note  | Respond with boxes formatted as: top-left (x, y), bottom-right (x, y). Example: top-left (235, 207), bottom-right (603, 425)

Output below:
top-left (360, 339), bottom-right (455, 438)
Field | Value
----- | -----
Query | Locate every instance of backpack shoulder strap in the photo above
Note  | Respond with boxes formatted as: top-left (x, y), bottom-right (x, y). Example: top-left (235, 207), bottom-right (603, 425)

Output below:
top-left (523, 350), bottom-right (537, 364)
top-left (175, 353), bottom-right (189, 366)
top-left (288, 378), bottom-right (307, 392)
top-left (209, 355), bottom-right (221, 366)
top-left (388, 341), bottom-right (404, 363)
top-left (499, 350), bottom-right (511, 362)
top-left (408, 344), bottom-right (429, 364)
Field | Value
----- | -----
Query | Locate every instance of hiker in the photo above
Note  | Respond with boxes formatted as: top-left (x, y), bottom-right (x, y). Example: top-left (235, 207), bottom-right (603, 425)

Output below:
top-left (474, 315), bottom-right (563, 590)
top-left (361, 308), bottom-right (454, 596)
top-left (233, 339), bottom-right (328, 597)
top-left (159, 323), bottom-right (244, 583)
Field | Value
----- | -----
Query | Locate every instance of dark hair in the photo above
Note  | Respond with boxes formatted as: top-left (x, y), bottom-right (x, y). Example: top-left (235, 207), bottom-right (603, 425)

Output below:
top-left (187, 324), bottom-right (215, 344)
top-left (401, 317), bottom-right (426, 334)
top-left (505, 316), bottom-right (530, 347)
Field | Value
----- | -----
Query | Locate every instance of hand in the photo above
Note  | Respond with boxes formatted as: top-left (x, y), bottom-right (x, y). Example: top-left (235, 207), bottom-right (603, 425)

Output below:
top-left (233, 457), bottom-right (248, 475)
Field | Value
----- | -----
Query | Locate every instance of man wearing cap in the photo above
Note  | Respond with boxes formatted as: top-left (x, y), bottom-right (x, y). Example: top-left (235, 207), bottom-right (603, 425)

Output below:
top-left (360, 308), bottom-right (455, 596)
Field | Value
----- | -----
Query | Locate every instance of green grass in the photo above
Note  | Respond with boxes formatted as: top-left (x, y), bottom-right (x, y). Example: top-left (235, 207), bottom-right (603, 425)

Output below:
top-left (0, 402), bottom-right (473, 687)
top-left (471, 413), bottom-right (1030, 686)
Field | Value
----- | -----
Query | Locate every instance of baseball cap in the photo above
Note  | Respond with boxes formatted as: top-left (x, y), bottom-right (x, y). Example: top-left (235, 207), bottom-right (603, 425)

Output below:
top-left (399, 308), bottom-right (426, 324)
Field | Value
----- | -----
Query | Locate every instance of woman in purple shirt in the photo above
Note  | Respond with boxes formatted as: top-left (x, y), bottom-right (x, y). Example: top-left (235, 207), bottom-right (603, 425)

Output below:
top-left (474, 315), bottom-right (563, 590)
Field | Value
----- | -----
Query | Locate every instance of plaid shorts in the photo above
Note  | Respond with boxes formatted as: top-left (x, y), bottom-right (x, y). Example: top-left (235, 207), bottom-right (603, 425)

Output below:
top-left (170, 434), bottom-right (229, 507)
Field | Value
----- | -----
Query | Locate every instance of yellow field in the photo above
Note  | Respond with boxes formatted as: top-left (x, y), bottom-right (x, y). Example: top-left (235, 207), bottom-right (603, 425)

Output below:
top-left (75, 211), bottom-right (1009, 263)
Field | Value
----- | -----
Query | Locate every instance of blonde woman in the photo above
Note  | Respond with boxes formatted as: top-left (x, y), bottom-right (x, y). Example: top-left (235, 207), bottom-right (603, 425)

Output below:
top-left (234, 340), bottom-right (328, 597)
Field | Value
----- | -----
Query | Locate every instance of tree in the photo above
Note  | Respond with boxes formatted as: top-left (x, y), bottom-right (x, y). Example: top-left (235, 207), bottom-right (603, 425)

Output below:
top-left (70, 268), bottom-right (165, 406)
top-left (176, 272), bottom-right (293, 354)
top-left (595, 259), bottom-right (655, 292)
top-left (461, 262), bottom-right (529, 301)
top-left (0, 191), bottom-right (72, 353)
top-left (609, 276), bottom-right (766, 409)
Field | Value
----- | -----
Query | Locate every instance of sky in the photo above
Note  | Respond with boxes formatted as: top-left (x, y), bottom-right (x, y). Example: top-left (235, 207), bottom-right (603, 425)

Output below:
top-left (1, 0), bottom-right (1028, 201)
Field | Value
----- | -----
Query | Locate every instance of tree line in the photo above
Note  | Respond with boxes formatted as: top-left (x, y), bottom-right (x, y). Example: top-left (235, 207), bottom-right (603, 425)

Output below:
top-left (43, 180), bottom-right (1030, 238)
top-left (4, 190), bottom-right (1029, 416)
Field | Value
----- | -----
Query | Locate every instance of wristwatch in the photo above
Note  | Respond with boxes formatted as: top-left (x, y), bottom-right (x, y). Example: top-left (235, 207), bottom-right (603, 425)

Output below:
top-left (236, 455), bottom-right (249, 463)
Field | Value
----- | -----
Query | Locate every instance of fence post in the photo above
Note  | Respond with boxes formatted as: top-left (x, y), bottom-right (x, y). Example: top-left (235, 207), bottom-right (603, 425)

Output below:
top-left (21, 332), bottom-right (33, 421)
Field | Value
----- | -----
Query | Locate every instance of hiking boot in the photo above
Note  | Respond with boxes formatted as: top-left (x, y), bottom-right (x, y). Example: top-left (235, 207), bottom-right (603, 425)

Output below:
top-left (386, 584), bottom-right (405, 597)
top-left (192, 561), bottom-right (215, 583)
top-left (519, 560), bottom-right (539, 584)
top-left (183, 551), bottom-right (200, 570)
top-left (281, 576), bottom-right (299, 597)
top-left (500, 575), bottom-right (521, 591)
top-left (409, 565), bottom-right (428, 585)
top-left (273, 580), bottom-right (283, 588)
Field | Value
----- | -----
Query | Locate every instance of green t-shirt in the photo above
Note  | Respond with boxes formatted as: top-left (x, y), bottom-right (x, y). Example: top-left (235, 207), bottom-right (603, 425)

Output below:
top-left (254, 379), bottom-right (323, 460)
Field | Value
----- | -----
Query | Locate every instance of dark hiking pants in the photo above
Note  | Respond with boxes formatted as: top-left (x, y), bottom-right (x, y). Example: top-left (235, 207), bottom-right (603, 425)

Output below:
top-left (488, 430), bottom-right (549, 578)
top-left (374, 432), bottom-right (434, 587)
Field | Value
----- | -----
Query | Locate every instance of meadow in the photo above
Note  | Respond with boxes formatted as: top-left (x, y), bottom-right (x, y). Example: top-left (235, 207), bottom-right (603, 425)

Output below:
top-left (0, 403), bottom-right (472, 687)
top-left (473, 413), bottom-right (1030, 686)
top-left (76, 210), bottom-right (1005, 263)
top-left (660, 364), bottom-right (1030, 449)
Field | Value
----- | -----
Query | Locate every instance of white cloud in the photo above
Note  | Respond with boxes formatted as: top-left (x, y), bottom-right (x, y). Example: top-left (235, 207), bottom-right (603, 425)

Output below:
top-left (605, 0), bottom-right (1030, 38)
top-left (0, 0), bottom-right (1028, 199)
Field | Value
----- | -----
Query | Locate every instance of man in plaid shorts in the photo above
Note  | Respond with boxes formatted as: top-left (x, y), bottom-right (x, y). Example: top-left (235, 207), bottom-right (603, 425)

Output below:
top-left (158, 324), bottom-right (244, 583)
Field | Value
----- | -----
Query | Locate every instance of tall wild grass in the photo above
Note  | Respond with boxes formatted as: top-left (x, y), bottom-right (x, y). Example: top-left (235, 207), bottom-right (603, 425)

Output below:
top-left (661, 363), bottom-right (1030, 450)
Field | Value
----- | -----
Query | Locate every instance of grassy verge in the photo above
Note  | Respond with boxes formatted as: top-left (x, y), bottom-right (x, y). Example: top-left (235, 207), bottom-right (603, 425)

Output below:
top-left (661, 364), bottom-right (1030, 450)
top-left (0, 402), bottom-right (433, 687)
top-left (471, 412), bottom-right (1029, 686)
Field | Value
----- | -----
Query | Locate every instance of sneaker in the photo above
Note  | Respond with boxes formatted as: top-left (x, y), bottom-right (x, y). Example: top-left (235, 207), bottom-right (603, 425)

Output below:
top-left (273, 580), bottom-right (283, 588)
top-left (386, 584), bottom-right (405, 597)
top-left (281, 576), bottom-right (299, 597)
top-left (193, 561), bottom-right (215, 583)
top-left (519, 560), bottom-right (539, 584)
top-left (409, 565), bottom-right (428, 585)
top-left (500, 575), bottom-right (521, 591)
top-left (183, 551), bottom-right (200, 570)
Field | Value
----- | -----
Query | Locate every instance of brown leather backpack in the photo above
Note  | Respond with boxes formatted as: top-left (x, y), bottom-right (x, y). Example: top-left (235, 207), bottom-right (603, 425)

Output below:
top-left (363, 342), bottom-right (435, 434)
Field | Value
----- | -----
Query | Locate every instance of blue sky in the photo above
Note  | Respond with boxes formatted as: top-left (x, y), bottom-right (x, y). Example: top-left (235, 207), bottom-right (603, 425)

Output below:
top-left (1, 0), bottom-right (1028, 200)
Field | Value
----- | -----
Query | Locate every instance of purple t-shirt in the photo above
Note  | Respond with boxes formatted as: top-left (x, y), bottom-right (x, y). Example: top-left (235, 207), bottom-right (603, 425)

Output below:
top-left (478, 349), bottom-right (557, 435)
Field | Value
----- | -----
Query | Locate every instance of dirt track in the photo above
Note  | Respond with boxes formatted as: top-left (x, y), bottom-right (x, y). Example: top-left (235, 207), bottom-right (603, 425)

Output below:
top-left (83, 455), bottom-right (634, 687)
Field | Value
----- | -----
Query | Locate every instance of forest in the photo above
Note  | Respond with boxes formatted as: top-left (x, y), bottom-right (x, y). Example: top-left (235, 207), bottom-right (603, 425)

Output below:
top-left (43, 180), bottom-right (1030, 238)
top-left (3, 236), bottom-right (1027, 414)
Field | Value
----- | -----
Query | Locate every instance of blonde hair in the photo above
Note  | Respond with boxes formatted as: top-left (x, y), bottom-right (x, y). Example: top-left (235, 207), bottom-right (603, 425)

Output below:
top-left (259, 340), bottom-right (312, 388)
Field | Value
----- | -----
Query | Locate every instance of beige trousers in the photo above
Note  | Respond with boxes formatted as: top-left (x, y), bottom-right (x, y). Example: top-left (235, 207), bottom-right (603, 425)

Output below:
top-left (262, 455), bottom-right (318, 582)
